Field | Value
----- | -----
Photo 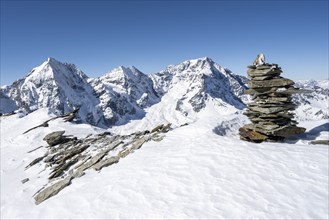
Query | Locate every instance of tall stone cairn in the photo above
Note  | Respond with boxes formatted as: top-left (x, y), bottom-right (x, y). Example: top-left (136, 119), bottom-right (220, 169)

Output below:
top-left (239, 54), bottom-right (309, 143)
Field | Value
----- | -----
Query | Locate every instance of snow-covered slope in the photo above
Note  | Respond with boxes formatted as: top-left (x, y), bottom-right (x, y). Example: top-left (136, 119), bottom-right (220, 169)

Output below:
top-left (89, 66), bottom-right (159, 126)
top-left (98, 66), bottom-right (158, 108)
top-left (151, 57), bottom-right (246, 112)
top-left (293, 80), bottom-right (329, 120)
top-left (110, 57), bottom-right (248, 133)
top-left (1, 108), bottom-right (328, 219)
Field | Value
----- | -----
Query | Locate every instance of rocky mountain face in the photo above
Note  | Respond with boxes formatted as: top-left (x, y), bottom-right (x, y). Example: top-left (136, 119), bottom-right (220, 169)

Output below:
top-left (0, 58), bottom-right (105, 125)
top-left (0, 58), bottom-right (161, 127)
top-left (293, 80), bottom-right (329, 120)
top-left (150, 57), bottom-right (247, 115)
top-left (0, 90), bottom-right (18, 114)
top-left (1, 57), bottom-right (328, 127)
top-left (89, 66), bottom-right (159, 126)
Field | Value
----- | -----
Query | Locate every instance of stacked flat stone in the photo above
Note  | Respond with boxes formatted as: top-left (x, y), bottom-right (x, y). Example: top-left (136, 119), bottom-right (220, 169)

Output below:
top-left (239, 63), bottom-right (308, 143)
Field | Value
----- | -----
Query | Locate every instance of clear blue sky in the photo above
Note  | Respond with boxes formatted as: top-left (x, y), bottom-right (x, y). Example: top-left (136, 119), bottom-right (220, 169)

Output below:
top-left (1, 0), bottom-right (328, 85)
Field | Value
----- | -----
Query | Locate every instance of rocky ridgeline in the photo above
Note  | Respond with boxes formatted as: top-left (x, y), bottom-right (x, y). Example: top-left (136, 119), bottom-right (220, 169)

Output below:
top-left (25, 124), bottom-right (171, 205)
top-left (239, 58), bottom-right (311, 142)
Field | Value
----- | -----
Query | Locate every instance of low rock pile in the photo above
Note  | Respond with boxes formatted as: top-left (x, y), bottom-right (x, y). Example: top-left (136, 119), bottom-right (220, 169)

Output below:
top-left (239, 56), bottom-right (310, 142)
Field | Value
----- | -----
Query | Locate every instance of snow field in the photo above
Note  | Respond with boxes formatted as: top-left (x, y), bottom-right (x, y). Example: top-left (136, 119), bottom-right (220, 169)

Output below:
top-left (1, 109), bottom-right (328, 219)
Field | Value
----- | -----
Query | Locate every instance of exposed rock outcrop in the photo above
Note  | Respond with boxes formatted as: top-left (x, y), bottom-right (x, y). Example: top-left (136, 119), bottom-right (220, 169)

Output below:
top-left (34, 176), bottom-right (73, 205)
top-left (310, 140), bottom-right (329, 145)
top-left (24, 124), bottom-right (172, 205)
top-left (43, 131), bottom-right (67, 146)
top-left (21, 178), bottom-right (29, 184)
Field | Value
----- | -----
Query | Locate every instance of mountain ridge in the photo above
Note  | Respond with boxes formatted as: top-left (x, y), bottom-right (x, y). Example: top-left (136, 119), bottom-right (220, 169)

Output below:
top-left (1, 57), bottom-right (328, 127)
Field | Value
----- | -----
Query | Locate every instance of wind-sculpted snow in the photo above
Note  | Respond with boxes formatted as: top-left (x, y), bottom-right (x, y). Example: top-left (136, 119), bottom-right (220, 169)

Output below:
top-left (1, 109), bottom-right (328, 219)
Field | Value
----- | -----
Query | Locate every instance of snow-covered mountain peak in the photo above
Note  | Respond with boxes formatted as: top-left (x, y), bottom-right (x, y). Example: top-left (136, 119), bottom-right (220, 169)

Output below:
top-left (149, 57), bottom-right (246, 119)
top-left (46, 57), bottom-right (60, 65)
top-left (1, 58), bottom-right (101, 125)
top-left (165, 57), bottom-right (216, 76)
top-left (3, 56), bottom-right (326, 129)
top-left (296, 79), bottom-right (329, 90)
top-left (103, 65), bottom-right (143, 80)
top-left (26, 58), bottom-right (56, 82)
top-left (293, 80), bottom-right (329, 120)
top-left (101, 65), bottom-right (156, 92)
top-left (33, 57), bottom-right (65, 72)
top-left (26, 58), bottom-right (88, 84)
top-left (81, 64), bottom-right (160, 126)
top-left (189, 56), bottom-right (214, 64)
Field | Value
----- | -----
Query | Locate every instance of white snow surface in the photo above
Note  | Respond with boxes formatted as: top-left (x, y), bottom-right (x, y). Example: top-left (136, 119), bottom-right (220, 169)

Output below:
top-left (1, 108), bottom-right (328, 219)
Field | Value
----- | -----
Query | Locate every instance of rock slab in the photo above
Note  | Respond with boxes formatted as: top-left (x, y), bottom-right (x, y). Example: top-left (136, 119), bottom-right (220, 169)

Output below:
top-left (43, 131), bottom-right (66, 146)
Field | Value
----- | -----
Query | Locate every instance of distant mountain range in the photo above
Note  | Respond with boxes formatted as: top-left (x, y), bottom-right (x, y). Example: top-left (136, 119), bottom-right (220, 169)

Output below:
top-left (1, 57), bottom-right (327, 127)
